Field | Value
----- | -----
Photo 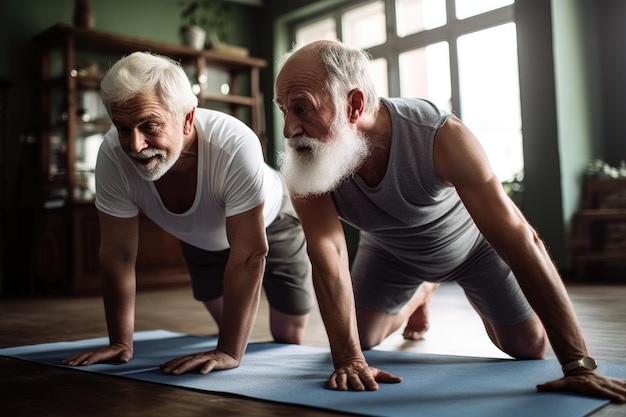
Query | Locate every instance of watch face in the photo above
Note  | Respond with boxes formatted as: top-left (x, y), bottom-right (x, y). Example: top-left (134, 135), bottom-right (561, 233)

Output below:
top-left (581, 357), bottom-right (598, 370)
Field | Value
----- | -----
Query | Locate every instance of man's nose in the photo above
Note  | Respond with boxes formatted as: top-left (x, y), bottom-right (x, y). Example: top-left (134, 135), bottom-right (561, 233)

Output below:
top-left (282, 113), bottom-right (303, 138)
top-left (130, 130), bottom-right (148, 153)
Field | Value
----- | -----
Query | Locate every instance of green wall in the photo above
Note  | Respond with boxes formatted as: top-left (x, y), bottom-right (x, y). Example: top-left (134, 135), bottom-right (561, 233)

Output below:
top-left (515, 0), bottom-right (565, 266)
top-left (551, 0), bottom-right (596, 250)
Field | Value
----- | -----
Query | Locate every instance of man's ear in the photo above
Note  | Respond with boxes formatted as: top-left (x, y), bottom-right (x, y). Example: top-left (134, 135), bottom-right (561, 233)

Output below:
top-left (347, 89), bottom-right (365, 123)
top-left (183, 108), bottom-right (196, 134)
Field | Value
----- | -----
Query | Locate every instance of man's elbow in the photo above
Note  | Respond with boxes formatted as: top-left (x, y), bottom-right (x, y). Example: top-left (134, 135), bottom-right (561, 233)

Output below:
top-left (246, 242), bottom-right (269, 266)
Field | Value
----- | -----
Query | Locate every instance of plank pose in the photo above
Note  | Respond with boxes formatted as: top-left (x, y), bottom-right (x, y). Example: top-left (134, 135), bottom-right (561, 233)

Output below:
top-left (273, 40), bottom-right (626, 402)
top-left (63, 52), bottom-right (313, 374)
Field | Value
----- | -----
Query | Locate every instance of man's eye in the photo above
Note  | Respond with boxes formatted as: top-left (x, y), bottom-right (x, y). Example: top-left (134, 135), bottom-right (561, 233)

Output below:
top-left (143, 123), bottom-right (160, 134)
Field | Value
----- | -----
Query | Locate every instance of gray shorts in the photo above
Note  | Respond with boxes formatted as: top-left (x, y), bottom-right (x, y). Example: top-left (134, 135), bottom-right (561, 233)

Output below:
top-left (351, 236), bottom-right (535, 327)
top-left (180, 193), bottom-right (313, 316)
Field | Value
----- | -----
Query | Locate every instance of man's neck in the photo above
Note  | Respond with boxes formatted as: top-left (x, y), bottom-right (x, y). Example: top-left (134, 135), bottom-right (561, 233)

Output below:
top-left (356, 103), bottom-right (391, 187)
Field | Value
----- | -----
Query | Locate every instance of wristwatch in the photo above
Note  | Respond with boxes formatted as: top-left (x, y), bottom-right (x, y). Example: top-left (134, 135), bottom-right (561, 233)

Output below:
top-left (562, 357), bottom-right (597, 373)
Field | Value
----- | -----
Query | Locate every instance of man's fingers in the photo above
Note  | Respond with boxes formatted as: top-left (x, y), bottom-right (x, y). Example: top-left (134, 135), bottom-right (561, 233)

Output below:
top-left (329, 371), bottom-right (348, 390)
top-left (538, 376), bottom-right (626, 404)
top-left (160, 350), bottom-right (240, 375)
top-left (348, 372), bottom-right (367, 391)
top-left (375, 369), bottom-right (403, 384)
top-left (118, 350), bottom-right (132, 363)
top-left (536, 379), bottom-right (564, 392)
top-left (160, 356), bottom-right (191, 374)
top-left (328, 366), bottom-right (399, 391)
top-left (200, 360), bottom-right (218, 374)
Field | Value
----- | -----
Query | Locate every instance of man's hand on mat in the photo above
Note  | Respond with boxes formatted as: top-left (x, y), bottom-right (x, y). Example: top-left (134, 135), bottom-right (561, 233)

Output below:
top-left (537, 372), bottom-right (626, 403)
top-left (329, 361), bottom-right (402, 391)
top-left (160, 349), bottom-right (239, 375)
top-left (61, 343), bottom-right (133, 366)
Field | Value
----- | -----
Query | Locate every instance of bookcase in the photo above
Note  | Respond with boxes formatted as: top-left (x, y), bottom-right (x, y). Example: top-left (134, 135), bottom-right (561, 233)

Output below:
top-left (569, 178), bottom-right (626, 280)
top-left (30, 23), bottom-right (267, 294)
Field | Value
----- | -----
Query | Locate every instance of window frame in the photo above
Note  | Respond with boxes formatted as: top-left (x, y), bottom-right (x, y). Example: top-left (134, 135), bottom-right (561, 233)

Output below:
top-left (287, 0), bottom-right (515, 123)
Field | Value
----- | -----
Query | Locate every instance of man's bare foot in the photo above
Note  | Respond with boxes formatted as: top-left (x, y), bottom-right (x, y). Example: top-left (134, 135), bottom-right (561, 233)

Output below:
top-left (402, 303), bottom-right (430, 340)
top-left (401, 282), bottom-right (439, 341)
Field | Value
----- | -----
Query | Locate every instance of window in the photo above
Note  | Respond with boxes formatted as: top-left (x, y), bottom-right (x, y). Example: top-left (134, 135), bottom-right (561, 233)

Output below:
top-left (289, 0), bottom-right (521, 183)
top-left (342, 1), bottom-right (387, 49)
top-left (455, 0), bottom-right (513, 19)
top-left (457, 23), bottom-right (522, 181)
top-left (399, 41), bottom-right (451, 111)
top-left (396, 0), bottom-right (447, 36)
top-left (295, 17), bottom-right (336, 47)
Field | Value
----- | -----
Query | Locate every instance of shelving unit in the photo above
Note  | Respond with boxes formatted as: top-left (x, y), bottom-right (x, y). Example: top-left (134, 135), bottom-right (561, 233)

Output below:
top-left (569, 178), bottom-right (626, 280)
top-left (30, 23), bottom-right (267, 294)
top-left (0, 78), bottom-right (10, 294)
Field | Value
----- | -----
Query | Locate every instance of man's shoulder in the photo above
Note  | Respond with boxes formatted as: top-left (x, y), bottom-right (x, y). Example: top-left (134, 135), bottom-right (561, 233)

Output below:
top-left (383, 97), bottom-right (449, 129)
top-left (195, 107), bottom-right (257, 144)
top-left (194, 107), bottom-right (248, 129)
top-left (99, 125), bottom-right (123, 157)
top-left (384, 97), bottom-right (442, 113)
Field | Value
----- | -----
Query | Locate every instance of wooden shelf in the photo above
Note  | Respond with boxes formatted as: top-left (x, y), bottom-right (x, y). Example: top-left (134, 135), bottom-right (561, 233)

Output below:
top-left (574, 209), bottom-right (626, 220)
top-left (569, 178), bottom-right (626, 280)
top-left (33, 24), bottom-right (267, 69)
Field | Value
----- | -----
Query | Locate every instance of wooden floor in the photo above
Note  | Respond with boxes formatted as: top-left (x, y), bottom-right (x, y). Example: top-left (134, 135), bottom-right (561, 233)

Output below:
top-left (1, 281), bottom-right (625, 416)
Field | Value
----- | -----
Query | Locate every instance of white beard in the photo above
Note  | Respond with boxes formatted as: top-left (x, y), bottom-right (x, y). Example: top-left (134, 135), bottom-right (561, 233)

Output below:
top-left (129, 144), bottom-right (181, 181)
top-left (278, 116), bottom-right (369, 198)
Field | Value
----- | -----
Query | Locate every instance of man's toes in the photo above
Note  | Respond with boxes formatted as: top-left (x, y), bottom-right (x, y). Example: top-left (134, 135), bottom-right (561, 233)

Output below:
top-left (402, 325), bottom-right (428, 340)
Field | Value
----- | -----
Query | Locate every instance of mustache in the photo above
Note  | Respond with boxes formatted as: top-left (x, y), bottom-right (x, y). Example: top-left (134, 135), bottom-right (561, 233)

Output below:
top-left (129, 148), bottom-right (165, 160)
top-left (286, 136), bottom-right (319, 149)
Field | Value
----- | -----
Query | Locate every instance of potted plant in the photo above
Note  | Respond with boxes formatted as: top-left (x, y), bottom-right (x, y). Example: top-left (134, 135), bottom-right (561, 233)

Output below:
top-left (179, 0), bottom-right (232, 50)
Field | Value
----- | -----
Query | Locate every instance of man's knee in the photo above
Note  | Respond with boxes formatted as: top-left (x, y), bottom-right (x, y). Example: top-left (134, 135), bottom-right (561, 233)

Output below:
top-left (356, 308), bottom-right (395, 350)
top-left (359, 331), bottom-right (386, 350)
top-left (506, 331), bottom-right (547, 359)
top-left (270, 308), bottom-right (309, 344)
top-left (490, 316), bottom-right (547, 359)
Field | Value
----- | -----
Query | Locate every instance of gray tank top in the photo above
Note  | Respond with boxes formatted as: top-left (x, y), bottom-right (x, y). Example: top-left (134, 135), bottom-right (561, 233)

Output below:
top-left (332, 98), bottom-right (482, 277)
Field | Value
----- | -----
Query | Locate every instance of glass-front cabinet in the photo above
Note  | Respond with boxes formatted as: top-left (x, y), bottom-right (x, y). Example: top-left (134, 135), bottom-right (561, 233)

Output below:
top-left (42, 58), bottom-right (110, 207)
top-left (32, 24), bottom-right (267, 294)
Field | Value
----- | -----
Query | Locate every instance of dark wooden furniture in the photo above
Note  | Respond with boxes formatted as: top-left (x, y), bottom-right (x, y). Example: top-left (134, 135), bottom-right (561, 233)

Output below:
top-left (569, 177), bottom-right (626, 280)
top-left (0, 78), bottom-right (10, 295)
top-left (29, 24), bottom-right (267, 294)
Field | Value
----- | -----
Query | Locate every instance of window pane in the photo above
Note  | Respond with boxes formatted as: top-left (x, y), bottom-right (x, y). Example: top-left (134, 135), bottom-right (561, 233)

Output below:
top-left (295, 17), bottom-right (337, 47)
top-left (396, 0), bottom-right (447, 37)
top-left (342, 1), bottom-right (386, 49)
top-left (399, 42), bottom-right (451, 111)
top-left (369, 57), bottom-right (388, 98)
top-left (457, 23), bottom-right (522, 181)
top-left (455, 0), bottom-right (514, 19)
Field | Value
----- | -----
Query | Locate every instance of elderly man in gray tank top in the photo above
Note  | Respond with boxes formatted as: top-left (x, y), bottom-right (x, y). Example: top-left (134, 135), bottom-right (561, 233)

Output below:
top-left (273, 40), bottom-right (626, 403)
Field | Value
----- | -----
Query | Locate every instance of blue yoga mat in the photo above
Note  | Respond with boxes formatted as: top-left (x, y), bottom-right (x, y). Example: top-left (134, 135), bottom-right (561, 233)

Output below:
top-left (1, 330), bottom-right (623, 417)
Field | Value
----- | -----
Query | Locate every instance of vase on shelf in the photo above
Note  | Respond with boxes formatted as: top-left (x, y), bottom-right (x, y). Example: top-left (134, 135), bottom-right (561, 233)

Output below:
top-left (181, 25), bottom-right (207, 50)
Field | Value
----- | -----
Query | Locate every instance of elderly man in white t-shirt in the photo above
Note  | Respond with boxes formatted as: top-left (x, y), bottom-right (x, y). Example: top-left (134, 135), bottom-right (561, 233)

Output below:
top-left (62, 52), bottom-right (312, 376)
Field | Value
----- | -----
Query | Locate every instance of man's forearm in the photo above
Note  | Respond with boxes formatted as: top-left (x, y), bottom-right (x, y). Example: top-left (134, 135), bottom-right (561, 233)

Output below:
top-left (506, 238), bottom-right (590, 366)
top-left (217, 256), bottom-right (264, 361)
top-left (311, 265), bottom-right (365, 369)
top-left (101, 269), bottom-right (136, 348)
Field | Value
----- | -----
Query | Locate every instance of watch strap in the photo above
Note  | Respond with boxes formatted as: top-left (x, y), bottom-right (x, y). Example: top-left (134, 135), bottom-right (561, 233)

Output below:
top-left (562, 357), bottom-right (597, 373)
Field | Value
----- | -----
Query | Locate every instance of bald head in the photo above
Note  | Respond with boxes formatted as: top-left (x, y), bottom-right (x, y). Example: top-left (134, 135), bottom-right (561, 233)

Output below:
top-left (275, 40), bottom-right (379, 115)
top-left (281, 39), bottom-right (342, 66)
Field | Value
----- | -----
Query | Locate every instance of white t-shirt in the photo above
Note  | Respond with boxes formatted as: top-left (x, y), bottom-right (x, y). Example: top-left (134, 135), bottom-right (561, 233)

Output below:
top-left (95, 107), bottom-right (283, 251)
